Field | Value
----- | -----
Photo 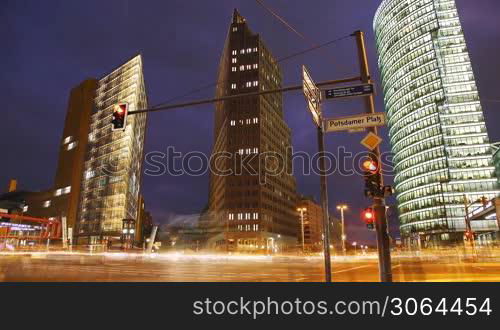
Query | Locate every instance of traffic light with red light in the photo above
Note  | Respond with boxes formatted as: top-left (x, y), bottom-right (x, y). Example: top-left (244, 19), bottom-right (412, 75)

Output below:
top-left (112, 103), bottom-right (129, 131)
top-left (362, 207), bottom-right (376, 230)
top-left (362, 157), bottom-right (382, 198)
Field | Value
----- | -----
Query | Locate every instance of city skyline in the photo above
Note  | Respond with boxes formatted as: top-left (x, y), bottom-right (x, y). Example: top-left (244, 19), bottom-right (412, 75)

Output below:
top-left (1, 0), bottom-right (500, 244)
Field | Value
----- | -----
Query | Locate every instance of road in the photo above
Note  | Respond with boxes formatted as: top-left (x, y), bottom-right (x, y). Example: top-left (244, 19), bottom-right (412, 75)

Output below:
top-left (1, 252), bottom-right (500, 282)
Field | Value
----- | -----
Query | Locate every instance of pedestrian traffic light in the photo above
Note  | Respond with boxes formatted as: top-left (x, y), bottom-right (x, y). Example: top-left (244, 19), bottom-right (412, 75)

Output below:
top-left (362, 158), bottom-right (382, 198)
top-left (112, 103), bottom-right (129, 131)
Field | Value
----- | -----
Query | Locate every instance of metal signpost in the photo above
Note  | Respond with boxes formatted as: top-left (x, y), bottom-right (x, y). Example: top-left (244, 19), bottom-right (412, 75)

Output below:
top-left (302, 65), bottom-right (332, 283)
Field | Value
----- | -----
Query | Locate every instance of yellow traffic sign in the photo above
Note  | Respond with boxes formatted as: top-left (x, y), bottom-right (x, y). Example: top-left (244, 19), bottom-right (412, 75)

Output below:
top-left (361, 132), bottom-right (382, 150)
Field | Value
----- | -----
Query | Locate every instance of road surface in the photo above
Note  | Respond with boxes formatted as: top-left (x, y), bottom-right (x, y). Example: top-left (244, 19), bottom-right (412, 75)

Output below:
top-left (1, 252), bottom-right (499, 282)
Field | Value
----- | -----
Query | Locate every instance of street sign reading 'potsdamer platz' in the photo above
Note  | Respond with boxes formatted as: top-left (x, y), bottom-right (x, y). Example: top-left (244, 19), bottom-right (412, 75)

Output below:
top-left (374, 0), bottom-right (500, 247)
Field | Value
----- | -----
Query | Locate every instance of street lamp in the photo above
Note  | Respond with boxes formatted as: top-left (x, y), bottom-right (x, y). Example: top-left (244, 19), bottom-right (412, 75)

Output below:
top-left (297, 207), bottom-right (307, 253)
top-left (352, 242), bottom-right (357, 255)
top-left (337, 204), bottom-right (348, 255)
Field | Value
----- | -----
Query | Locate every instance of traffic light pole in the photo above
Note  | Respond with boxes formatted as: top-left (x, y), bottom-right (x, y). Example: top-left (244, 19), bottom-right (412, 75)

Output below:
top-left (317, 125), bottom-right (332, 282)
top-left (354, 30), bottom-right (393, 282)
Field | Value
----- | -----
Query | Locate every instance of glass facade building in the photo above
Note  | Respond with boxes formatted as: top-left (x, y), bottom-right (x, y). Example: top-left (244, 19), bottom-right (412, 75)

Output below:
top-left (374, 0), bottom-right (500, 246)
top-left (76, 55), bottom-right (148, 244)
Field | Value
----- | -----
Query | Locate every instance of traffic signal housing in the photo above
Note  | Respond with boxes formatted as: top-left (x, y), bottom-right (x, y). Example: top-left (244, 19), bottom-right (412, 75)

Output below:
top-left (362, 158), bottom-right (382, 198)
top-left (112, 103), bottom-right (129, 131)
top-left (362, 207), bottom-right (375, 230)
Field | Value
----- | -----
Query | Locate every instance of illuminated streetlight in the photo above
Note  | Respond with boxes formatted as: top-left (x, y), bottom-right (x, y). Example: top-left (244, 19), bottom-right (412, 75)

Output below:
top-left (337, 204), bottom-right (348, 255)
top-left (297, 207), bottom-right (307, 253)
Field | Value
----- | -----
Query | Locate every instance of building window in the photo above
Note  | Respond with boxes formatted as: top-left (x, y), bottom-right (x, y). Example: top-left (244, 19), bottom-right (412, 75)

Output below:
top-left (232, 27), bottom-right (238, 32)
top-left (253, 117), bottom-right (259, 124)
top-left (231, 83), bottom-right (237, 90)
top-left (230, 120), bottom-right (236, 126)
top-left (239, 65), bottom-right (245, 71)
top-left (232, 58), bottom-right (237, 64)
top-left (252, 81), bottom-right (259, 87)
top-left (229, 213), bottom-right (234, 220)
top-left (253, 148), bottom-right (259, 154)
top-left (23, 206), bottom-right (28, 213)
top-left (232, 67), bottom-right (237, 72)
top-left (237, 213), bottom-right (243, 220)
top-left (63, 136), bottom-right (72, 145)
top-left (246, 65), bottom-right (251, 70)
top-left (43, 200), bottom-right (51, 208)
top-left (253, 47), bottom-right (258, 52)
top-left (253, 64), bottom-right (258, 69)
top-left (55, 189), bottom-right (62, 197)
top-left (240, 49), bottom-right (246, 54)
top-left (245, 213), bottom-right (251, 220)
top-left (63, 186), bottom-right (71, 194)
top-left (232, 50), bottom-right (237, 55)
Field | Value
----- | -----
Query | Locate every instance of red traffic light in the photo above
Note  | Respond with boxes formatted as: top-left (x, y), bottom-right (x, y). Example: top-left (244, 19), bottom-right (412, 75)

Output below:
top-left (362, 208), bottom-right (375, 224)
top-left (112, 103), bottom-right (129, 131)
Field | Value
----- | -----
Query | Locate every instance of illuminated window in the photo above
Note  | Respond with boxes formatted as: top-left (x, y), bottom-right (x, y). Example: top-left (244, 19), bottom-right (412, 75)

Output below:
top-left (232, 67), bottom-right (237, 72)
top-left (55, 189), bottom-right (62, 197)
top-left (231, 83), bottom-right (237, 90)
top-left (232, 58), bottom-right (237, 64)
top-left (232, 27), bottom-right (238, 32)
top-left (43, 200), bottom-right (51, 208)
top-left (232, 50), bottom-right (237, 55)
top-left (253, 64), bottom-right (258, 69)
top-left (63, 186), bottom-right (71, 194)
top-left (230, 120), bottom-right (236, 126)
top-left (63, 136), bottom-right (72, 145)
top-left (23, 206), bottom-right (28, 212)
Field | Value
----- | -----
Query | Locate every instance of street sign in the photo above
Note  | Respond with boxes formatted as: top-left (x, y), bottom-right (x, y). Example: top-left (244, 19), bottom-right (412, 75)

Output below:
top-left (361, 132), bottom-right (383, 151)
top-left (324, 83), bottom-right (374, 100)
top-left (325, 112), bottom-right (386, 133)
top-left (302, 66), bottom-right (322, 127)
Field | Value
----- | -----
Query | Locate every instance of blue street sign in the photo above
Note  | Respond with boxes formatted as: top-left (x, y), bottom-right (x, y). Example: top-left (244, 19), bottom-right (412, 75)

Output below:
top-left (324, 83), bottom-right (374, 100)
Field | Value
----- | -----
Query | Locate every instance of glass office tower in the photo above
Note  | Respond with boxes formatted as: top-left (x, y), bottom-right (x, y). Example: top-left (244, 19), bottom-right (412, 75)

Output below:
top-left (76, 55), bottom-right (148, 245)
top-left (374, 0), bottom-right (500, 246)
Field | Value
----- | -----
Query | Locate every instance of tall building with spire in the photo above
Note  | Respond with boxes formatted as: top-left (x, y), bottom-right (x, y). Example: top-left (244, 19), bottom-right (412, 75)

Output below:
top-left (208, 10), bottom-right (298, 251)
top-left (374, 0), bottom-right (500, 247)
top-left (75, 55), bottom-right (148, 245)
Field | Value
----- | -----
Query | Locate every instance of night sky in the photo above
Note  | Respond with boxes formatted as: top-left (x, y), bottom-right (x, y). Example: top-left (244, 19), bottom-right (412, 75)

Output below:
top-left (1, 0), bottom-right (499, 244)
